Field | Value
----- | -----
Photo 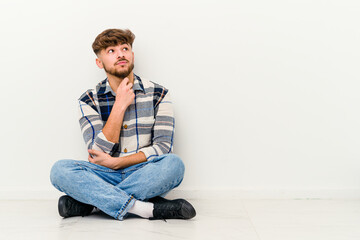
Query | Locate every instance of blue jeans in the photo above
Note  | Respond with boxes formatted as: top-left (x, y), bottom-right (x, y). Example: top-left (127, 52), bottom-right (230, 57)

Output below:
top-left (50, 153), bottom-right (185, 220)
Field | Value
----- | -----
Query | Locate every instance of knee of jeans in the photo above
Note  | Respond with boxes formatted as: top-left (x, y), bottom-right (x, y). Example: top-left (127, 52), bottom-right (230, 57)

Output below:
top-left (50, 159), bottom-right (74, 189)
top-left (162, 154), bottom-right (185, 184)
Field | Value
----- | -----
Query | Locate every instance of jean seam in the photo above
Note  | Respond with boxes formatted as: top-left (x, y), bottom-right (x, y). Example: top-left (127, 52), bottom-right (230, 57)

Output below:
top-left (121, 166), bottom-right (142, 174)
top-left (115, 195), bottom-right (135, 220)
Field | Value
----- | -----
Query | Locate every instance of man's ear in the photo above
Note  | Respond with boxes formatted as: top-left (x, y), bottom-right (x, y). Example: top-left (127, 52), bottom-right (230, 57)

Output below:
top-left (96, 58), bottom-right (104, 69)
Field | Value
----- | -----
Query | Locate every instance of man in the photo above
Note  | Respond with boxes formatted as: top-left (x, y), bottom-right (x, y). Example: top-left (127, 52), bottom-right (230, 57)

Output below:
top-left (50, 29), bottom-right (196, 221)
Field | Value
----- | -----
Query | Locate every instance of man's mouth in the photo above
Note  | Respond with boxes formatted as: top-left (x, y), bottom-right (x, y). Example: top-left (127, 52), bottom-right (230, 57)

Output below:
top-left (115, 60), bottom-right (128, 65)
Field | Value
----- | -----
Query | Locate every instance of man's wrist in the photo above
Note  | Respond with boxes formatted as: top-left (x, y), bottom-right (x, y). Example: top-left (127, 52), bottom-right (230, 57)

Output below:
top-left (114, 157), bottom-right (123, 170)
top-left (113, 101), bottom-right (128, 112)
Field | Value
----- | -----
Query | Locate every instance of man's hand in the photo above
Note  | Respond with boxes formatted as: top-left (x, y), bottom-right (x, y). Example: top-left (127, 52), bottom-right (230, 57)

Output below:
top-left (116, 77), bottom-right (135, 109)
top-left (88, 149), bottom-right (121, 170)
top-left (101, 77), bottom-right (134, 143)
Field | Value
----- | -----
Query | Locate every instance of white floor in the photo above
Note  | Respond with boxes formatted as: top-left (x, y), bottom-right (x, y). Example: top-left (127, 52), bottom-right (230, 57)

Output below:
top-left (1, 198), bottom-right (360, 240)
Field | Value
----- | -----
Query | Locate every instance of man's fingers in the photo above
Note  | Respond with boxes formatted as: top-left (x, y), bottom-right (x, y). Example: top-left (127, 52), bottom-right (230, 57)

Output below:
top-left (121, 77), bottom-right (129, 86)
top-left (127, 82), bottom-right (133, 89)
top-left (88, 149), bottom-right (100, 155)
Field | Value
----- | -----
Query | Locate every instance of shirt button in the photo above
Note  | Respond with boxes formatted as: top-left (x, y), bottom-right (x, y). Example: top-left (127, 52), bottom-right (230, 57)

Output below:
top-left (124, 148), bottom-right (128, 153)
top-left (124, 124), bottom-right (128, 129)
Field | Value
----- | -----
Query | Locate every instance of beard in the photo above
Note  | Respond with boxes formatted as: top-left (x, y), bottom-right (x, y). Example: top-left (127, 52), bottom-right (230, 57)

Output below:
top-left (103, 61), bottom-right (134, 79)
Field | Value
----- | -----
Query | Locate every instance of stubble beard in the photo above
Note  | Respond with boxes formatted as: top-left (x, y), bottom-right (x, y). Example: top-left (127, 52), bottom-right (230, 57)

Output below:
top-left (104, 61), bottom-right (135, 79)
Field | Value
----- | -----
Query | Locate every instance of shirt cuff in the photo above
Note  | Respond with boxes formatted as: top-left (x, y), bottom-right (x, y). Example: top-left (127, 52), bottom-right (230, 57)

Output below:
top-left (93, 131), bottom-right (117, 154)
top-left (139, 146), bottom-right (159, 161)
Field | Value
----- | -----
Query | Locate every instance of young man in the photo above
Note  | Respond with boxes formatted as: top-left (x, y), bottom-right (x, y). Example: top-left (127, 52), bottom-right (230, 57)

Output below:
top-left (50, 29), bottom-right (196, 221)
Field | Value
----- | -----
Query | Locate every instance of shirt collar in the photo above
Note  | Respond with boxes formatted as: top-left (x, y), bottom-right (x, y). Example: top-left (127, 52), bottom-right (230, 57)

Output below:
top-left (97, 73), bottom-right (145, 95)
top-left (133, 74), bottom-right (145, 93)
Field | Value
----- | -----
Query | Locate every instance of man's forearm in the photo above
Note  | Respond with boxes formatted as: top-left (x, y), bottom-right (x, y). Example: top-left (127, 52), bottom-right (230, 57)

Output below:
top-left (102, 101), bottom-right (127, 143)
top-left (115, 151), bottom-right (147, 169)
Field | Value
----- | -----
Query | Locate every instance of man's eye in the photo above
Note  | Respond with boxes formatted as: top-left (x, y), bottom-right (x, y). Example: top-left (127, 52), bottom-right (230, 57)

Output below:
top-left (123, 47), bottom-right (128, 51)
top-left (108, 49), bottom-right (114, 53)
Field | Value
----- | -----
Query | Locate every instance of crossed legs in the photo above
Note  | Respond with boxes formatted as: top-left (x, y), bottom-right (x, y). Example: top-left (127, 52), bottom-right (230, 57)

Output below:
top-left (50, 153), bottom-right (185, 220)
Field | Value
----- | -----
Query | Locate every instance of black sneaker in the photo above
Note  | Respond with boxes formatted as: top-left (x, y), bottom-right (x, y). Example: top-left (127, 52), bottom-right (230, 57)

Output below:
top-left (58, 195), bottom-right (94, 218)
top-left (148, 196), bottom-right (196, 220)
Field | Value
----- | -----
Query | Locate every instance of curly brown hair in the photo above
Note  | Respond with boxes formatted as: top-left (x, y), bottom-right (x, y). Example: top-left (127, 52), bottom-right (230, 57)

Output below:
top-left (92, 29), bottom-right (135, 55)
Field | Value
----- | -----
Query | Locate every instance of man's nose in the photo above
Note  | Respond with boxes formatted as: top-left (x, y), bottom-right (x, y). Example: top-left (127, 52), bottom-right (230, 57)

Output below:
top-left (117, 49), bottom-right (125, 58)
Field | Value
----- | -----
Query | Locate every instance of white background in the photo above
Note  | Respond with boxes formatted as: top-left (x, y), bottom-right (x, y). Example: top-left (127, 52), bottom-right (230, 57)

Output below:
top-left (0, 0), bottom-right (359, 199)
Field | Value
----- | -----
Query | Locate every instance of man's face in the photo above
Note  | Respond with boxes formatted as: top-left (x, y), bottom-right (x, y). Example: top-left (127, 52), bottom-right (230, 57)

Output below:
top-left (96, 43), bottom-right (134, 79)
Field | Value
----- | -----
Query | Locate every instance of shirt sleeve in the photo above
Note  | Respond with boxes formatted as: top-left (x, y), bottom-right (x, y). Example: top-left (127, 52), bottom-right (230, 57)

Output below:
top-left (139, 90), bottom-right (175, 160)
top-left (78, 96), bottom-right (118, 155)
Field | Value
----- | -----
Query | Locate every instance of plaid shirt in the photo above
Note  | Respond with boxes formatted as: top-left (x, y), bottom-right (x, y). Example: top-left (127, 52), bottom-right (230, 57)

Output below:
top-left (78, 74), bottom-right (175, 161)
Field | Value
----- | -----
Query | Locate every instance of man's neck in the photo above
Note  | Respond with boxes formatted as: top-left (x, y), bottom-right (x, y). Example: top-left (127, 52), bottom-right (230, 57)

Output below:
top-left (107, 72), bottom-right (134, 93)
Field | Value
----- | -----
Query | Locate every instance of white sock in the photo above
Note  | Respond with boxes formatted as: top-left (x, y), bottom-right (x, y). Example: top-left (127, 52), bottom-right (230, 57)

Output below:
top-left (128, 200), bottom-right (154, 219)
